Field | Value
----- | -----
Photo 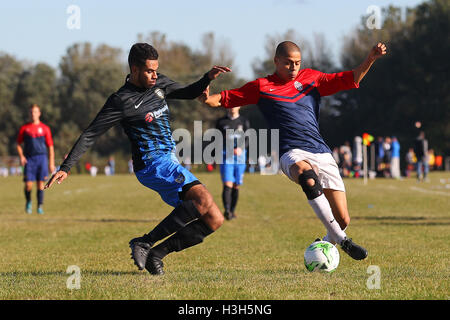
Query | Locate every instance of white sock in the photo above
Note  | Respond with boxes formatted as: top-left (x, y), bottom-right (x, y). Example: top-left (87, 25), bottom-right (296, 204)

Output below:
top-left (323, 227), bottom-right (347, 245)
top-left (308, 194), bottom-right (346, 244)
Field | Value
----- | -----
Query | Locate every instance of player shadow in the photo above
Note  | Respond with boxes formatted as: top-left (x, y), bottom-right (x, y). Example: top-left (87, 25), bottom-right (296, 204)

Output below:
top-left (352, 215), bottom-right (450, 226)
top-left (4, 218), bottom-right (160, 223)
top-left (0, 270), bottom-right (143, 277)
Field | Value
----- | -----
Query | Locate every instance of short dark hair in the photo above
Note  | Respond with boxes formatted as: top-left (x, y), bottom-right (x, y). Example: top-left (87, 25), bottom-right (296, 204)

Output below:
top-left (128, 43), bottom-right (159, 69)
top-left (275, 41), bottom-right (301, 58)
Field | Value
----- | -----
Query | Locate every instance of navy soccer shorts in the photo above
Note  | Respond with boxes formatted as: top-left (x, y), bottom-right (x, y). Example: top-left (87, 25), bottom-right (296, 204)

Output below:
top-left (23, 154), bottom-right (48, 182)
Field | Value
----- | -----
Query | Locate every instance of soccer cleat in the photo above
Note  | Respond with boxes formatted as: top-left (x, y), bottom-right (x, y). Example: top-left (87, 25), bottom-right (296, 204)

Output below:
top-left (26, 202), bottom-right (32, 214)
top-left (129, 237), bottom-right (153, 270)
top-left (224, 211), bottom-right (232, 221)
top-left (340, 238), bottom-right (368, 260)
top-left (229, 212), bottom-right (237, 220)
top-left (145, 251), bottom-right (165, 275)
top-left (37, 206), bottom-right (44, 215)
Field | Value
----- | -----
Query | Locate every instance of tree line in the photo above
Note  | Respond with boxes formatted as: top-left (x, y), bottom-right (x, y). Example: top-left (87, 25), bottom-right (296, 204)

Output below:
top-left (0, 0), bottom-right (447, 171)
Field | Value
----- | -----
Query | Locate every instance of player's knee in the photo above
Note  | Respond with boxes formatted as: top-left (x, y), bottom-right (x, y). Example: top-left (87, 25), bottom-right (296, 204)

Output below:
top-left (213, 211), bottom-right (224, 228)
top-left (342, 216), bottom-right (350, 229)
top-left (202, 206), bottom-right (224, 231)
top-left (298, 169), bottom-right (323, 200)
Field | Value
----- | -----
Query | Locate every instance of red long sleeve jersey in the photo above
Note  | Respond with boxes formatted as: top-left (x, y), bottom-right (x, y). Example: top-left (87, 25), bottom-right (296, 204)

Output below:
top-left (220, 68), bottom-right (358, 156)
top-left (17, 122), bottom-right (53, 157)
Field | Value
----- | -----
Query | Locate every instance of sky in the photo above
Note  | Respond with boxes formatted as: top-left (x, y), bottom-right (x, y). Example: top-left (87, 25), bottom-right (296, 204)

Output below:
top-left (0, 0), bottom-right (424, 80)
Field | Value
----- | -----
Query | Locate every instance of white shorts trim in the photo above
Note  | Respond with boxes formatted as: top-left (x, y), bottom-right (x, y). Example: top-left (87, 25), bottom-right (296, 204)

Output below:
top-left (280, 149), bottom-right (346, 192)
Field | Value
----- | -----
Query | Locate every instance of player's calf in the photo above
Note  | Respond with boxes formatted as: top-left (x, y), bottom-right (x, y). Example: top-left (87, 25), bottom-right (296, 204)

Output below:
top-left (143, 187), bottom-right (223, 275)
top-left (296, 170), bottom-right (367, 260)
top-left (129, 199), bottom-right (202, 270)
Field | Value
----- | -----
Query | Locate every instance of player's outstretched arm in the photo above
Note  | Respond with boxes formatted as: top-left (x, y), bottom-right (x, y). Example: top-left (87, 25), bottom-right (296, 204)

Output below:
top-left (353, 42), bottom-right (387, 85)
top-left (198, 86), bottom-right (222, 107)
top-left (165, 66), bottom-right (231, 100)
top-left (45, 170), bottom-right (68, 189)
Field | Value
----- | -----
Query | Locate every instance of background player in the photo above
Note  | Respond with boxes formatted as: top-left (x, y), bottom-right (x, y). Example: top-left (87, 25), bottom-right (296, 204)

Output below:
top-left (17, 104), bottom-right (55, 214)
top-left (200, 41), bottom-right (387, 261)
top-left (45, 43), bottom-right (230, 275)
top-left (215, 107), bottom-right (250, 220)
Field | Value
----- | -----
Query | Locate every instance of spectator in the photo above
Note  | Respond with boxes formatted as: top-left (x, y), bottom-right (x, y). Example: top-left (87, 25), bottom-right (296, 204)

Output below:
top-left (390, 137), bottom-right (401, 179)
top-left (332, 147), bottom-right (340, 166)
top-left (375, 136), bottom-right (385, 176)
top-left (414, 131), bottom-right (429, 182)
top-left (382, 137), bottom-right (392, 177)
top-left (128, 159), bottom-right (134, 174)
top-left (339, 141), bottom-right (352, 177)
top-left (353, 136), bottom-right (363, 169)
top-left (405, 148), bottom-right (416, 178)
top-left (435, 154), bottom-right (443, 170)
top-left (428, 149), bottom-right (435, 168)
top-left (108, 156), bottom-right (115, 175)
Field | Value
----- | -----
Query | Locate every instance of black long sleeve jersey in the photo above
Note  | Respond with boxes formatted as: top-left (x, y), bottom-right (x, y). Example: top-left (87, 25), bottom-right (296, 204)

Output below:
top-left (59, 73), bottom-right (211, 173)
top-left (215, 115), bottom-right (251, 150)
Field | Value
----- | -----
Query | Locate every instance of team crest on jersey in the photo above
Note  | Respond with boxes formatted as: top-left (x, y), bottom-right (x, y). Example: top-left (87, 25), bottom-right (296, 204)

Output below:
top-left (154, 88), bottom-right (164, 99)
top-left (294, 81), bottom-right (303, 91)
top-left (175, 173), bottom-right (185, 184)
top-left (144, 104), bottom-right (169, 123)
top-left (145, 112), bottom-right (154, 123)
top-left (37, 127), bottom-right (43, 135)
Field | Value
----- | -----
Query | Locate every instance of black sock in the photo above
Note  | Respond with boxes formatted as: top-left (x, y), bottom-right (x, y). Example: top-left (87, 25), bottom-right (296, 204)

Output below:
top-left (24, 189), bottom-right (31, 203)
top-left (151, 219), bottom-right (214, 259)
top-left (142, 200), bottom-right (201, 244)
top-left (37, 189), bottom-right (44, 206)
top-left (222, 186), bottom-right (232, 213)
top-left (230, 188), bottom-right (239, 213)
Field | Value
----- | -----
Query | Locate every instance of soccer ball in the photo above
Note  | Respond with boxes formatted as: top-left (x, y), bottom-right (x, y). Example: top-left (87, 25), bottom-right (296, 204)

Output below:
top-left (304, 240), bottom-right (340, 273)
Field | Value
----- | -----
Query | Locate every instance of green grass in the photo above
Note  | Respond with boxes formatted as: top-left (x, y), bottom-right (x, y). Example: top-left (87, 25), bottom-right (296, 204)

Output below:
top-left (0, 171), bottom-right (449, 299)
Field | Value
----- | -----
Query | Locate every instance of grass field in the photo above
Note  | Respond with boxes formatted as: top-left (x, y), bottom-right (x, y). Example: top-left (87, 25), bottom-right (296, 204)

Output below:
top-left (0, 171), bottom-right (449, 300)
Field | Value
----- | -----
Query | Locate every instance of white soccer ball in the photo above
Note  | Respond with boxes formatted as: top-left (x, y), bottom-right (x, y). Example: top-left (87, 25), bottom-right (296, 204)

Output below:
top-left (304, 240), bottom-right (340, 273)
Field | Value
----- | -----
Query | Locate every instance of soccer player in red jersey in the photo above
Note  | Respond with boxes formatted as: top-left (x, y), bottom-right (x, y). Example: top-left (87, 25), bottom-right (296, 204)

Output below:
top-left (201, 41), bottom-right (387, 260)
top-left (17, 104), bottom-right (55, 214)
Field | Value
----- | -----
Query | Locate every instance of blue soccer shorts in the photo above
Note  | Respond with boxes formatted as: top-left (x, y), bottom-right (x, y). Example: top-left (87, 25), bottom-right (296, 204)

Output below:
top-left (135, 153), bottom-right (200, 207)
top-left (220, 151), bottom-right (246, 185)
top-left (23, 154), bottom-right (48, 182)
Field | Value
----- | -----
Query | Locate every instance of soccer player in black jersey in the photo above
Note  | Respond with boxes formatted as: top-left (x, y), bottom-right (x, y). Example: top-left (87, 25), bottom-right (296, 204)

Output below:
top-left (215, 107), bottom-right (250, 220)
top-left (45, 43), bottom-right (231, 275)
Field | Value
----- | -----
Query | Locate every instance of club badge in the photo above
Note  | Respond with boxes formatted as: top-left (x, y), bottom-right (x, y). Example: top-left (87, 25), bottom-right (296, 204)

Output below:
top-left (154, 88), bottom-right (164, 99)
top-left (294, 81), bottom-right (303, 91)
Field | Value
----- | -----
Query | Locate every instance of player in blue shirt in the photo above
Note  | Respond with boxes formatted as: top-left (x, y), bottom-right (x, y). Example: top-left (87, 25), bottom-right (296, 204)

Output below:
top-left (215, 107), bottom-right (250, 220)
top-left (45, 43), bottom-right (231, 275)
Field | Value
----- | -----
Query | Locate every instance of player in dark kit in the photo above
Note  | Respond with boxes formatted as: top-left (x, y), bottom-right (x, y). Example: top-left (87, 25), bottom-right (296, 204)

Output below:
top-left (17, 104), bottom-right (55, 214)
top-left (45, 43), bottom-right (231, 275)
top-left (201, 41), bottom-right (387, 261)
top-left (215, 107), bottom-right (250, 220)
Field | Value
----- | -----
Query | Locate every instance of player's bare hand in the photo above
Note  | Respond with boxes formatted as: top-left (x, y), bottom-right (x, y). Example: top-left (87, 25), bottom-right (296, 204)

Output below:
top-left (208, 66), bottom-right (231, 80)
top-left (20, 156), bottom-right (27, 166)
top-left (197, 86), bottom-right (210, 103)
top-left (44, 170), bottom-right (68, 189)
top-left (369, 42), bottom-right (387, 60)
